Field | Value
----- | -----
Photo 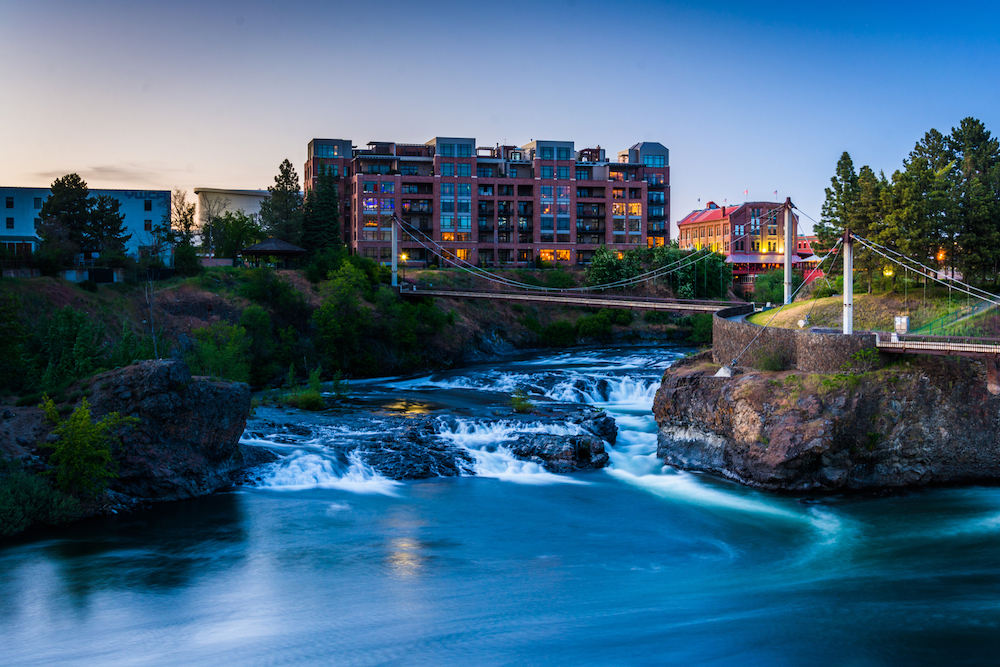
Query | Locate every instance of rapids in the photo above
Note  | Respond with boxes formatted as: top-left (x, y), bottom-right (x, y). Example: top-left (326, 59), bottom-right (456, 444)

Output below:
top-left (2, 345), bottom-right (999, 665)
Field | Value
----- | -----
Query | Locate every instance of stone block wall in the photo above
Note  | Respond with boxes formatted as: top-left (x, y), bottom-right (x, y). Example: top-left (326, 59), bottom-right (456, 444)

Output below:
top-left (712, 305), bottom-right (876, 372)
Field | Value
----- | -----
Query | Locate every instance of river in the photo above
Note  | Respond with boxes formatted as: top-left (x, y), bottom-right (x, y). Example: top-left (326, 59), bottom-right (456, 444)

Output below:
top-left (2, 344), bottom-right (999, 666)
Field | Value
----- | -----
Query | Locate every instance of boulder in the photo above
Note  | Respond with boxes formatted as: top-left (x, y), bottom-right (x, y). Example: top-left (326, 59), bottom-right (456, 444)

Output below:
top-left (89, 360), bottom-right (273, 501)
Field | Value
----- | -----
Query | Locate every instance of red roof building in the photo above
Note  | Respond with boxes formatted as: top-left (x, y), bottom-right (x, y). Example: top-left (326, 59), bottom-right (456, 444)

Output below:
top-left (677, 201), bottom-right (821, 292)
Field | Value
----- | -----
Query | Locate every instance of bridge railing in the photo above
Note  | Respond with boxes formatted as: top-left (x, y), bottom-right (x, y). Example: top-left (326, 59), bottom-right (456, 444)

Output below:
top-left (403, 285), bottom-right (741, 307)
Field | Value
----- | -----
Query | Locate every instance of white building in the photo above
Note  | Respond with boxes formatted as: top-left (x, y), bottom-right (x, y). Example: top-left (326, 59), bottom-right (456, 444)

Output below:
top-left (194, 188), bottom-right (269, 225)
top-left (1, 186), bottom-right (170, 259)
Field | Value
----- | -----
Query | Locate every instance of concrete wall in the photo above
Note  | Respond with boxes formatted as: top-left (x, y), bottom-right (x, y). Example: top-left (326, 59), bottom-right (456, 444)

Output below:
top-left (713, 305), bottom-right (877, 372)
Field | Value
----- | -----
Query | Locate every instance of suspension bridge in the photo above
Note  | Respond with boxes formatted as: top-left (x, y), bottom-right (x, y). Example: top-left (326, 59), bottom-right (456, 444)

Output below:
top-left (385, 204), bottom-right (1000, 363)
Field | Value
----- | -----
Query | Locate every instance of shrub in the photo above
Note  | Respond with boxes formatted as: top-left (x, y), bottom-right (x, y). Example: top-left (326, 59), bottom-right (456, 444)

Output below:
top-left (331, 370), bottom-right (349, 399)
top-left (186, 324), bottom-right (251, 383)
top-left (40, 395), bottom-right (138, 499)
top-left (644, 311), bottom-right (673, 325)
top-left (511, 389), bottom-right (534, 413)
top-left (78, 279), bottom-right (99, 293)
top-left (687, 313), bottom-right (713, 345)
top-left (545, 270), bottom-right (576, 289)
top-left (294, 389), bottom-right (326, 411)
top-left (612, 309), bottom-right (634, 326)
top-left (577, 312), bottom-right (613, 340)
top-left (0, 461), bottom-right (81, 537)
top-left (843, 348), bottom-right (881, 374)
top-left (754, 348), bottom-right (791, 372)
top-left (542, 321), bottom-right (577, 347)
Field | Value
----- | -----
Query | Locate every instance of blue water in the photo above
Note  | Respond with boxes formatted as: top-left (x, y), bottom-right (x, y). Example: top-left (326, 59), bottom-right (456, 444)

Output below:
top-left (2, 346), bottom-right (999, 666)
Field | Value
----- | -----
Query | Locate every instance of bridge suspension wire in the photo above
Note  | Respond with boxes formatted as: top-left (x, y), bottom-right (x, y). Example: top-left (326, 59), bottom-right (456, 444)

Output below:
top-left (394, 216), bottom-right (727, 293)
top-left (850, 234), bottom-right (1000, 306)
top-left (729, 237), bottom-right (844, 368)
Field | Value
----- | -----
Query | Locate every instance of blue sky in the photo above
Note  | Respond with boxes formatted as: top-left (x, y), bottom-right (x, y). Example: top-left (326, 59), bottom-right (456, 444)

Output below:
top-left (2, 0), bottom-right (998, 234)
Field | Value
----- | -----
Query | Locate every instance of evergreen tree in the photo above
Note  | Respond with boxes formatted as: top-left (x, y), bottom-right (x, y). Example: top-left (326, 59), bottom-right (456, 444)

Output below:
top-left (39, 174), bottom-right (91, 252)
top-left (301, 165), bottom-right (341, 255)
top-left (816, 152), bottom-right (858, 252)
top-left (89, 194), bottom-right (131, 266)
top-left (259, 159), bottom-right (304, 244)
top-left (947, 118), bottom-right (1000, 282)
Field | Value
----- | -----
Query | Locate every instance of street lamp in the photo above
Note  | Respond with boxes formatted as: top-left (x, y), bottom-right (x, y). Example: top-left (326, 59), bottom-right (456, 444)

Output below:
top-left (400, 253), bottom-right (407, 283)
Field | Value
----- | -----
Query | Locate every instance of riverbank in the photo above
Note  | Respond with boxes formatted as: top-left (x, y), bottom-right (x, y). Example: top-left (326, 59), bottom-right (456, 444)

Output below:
top-left (653, 350), bottom-right (1000, 492)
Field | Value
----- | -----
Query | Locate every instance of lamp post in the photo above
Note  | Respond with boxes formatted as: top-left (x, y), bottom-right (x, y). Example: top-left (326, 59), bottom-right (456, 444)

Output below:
top-left (401, 253), bottom-right (407, 284)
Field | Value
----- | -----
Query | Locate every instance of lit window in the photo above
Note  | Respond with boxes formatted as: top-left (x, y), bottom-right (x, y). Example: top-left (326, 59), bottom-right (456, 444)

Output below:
top-left (441, 232), bottom-right (456, 241)
top-left (540, 249), bottom-right (555, 262)
top-left (363, 197), bottom-right (378, 212)
top-left (540, 186), bottom-right (553, 199)
top-left (613, 188), bottom-right (625, 199)
top-left (456, 248), bottom-right (470, 260)
top-left (612, 203), bottom-right (625, 216)
top-left (556, 249), bottom-right (570, 261)
top-left (628, 203), bottom-right (642, 216)
top-left (510, 168), bottom-right (518, 178)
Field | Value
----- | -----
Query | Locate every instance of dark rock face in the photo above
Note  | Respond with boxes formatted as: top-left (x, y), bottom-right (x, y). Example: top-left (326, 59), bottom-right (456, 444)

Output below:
top-left (653, 351), bottom-right (1000, 492)
top-left (506, 433), bottom-right (609, 473)
top-left (89, 360), bottom-right (273, 501)
top-left (355, 422), bottom-right (475, 479)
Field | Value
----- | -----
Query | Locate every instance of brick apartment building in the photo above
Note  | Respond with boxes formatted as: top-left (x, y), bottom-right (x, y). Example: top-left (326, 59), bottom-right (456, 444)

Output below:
top-left (677, 201), bottom-right (819, 292)
top-left (303, 137), bottom-right (670, 266)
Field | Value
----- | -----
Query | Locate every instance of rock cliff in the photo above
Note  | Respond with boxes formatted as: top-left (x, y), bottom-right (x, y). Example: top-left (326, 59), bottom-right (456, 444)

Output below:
top-left (89, 360), bottom-right (273, 501)
top-left (653, 351), bottom-right (1000, 492)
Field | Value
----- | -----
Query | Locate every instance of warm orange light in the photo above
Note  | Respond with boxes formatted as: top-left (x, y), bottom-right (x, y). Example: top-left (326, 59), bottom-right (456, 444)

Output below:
top-left (936, 250), bottom-right (946, 262)
top-left (883, 266), bottom-right (894, 277)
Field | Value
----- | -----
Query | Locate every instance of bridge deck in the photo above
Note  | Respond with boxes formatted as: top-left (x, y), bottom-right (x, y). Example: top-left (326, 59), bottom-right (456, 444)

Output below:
top-left (875, 332), bottom-right (1000, 357)
top-left (401, 287), bottom-right (740, 313)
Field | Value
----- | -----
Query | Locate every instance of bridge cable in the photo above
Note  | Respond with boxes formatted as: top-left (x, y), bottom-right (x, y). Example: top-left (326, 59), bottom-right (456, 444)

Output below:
top-left (728, 237), bottom-right (845, 368)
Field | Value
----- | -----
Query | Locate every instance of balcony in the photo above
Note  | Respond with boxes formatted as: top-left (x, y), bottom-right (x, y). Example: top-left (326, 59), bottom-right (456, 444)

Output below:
top-left (402, 201), bottom-right (433, 214)
top-left (478, 205), bottom-right (494, 216)
top-left (576, 221), bottom-right (606, 232)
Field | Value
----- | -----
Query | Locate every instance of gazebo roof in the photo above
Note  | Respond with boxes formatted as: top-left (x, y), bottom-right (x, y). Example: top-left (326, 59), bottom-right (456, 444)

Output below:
top-left (241, 238), bottom-right (307, 256)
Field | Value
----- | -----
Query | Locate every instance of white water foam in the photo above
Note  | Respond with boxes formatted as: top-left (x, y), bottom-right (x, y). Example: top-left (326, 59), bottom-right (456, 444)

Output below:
top-left (436, 417), bottom-right (589, 485)
top-left (259, 450), bottom-right (400, 495)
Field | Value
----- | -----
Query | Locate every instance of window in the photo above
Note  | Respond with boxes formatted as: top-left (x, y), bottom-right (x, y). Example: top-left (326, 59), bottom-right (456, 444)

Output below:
top-left (628, 203), bottom-right (642, 216)
top-left (457, 200), bottom-right (471, 213)
top-left (540, 249), bottom-right (555, 262)
top-left (441, 200), bottom-right (455, 213)
top-left (456, 248), bottom-right (470, 260)
top-left (613, 188), bottom-right (625, 199)
top-left (441, 163), bottom-right (455, 177)
top-left (648, 191), bottom-right (665, 204)
top-left (541, 217), bottom-right (554, 230)
top-left (457, 184), bottom-right (471, 197)
top-left (33, 197), bottom-right (42, 209)
top-left (557, 217), bottom-right (570, 230)
top-left (557, 203), bottom-right (570, 216)
top-left (557, 166), bottom-right (570, 179)
top-left (401, 165), bottom-right (419, 175)
top-left (144, 200), bottom-right (152, 211)
top-left (477, 166), bottom-right (493, 178)
top-left (363, 181), bottom-right (377, 193)
top-left (540, 202), bottom-right (554, 216)
top-left (5, 217), bottom-right (12, 229)
top-left (556, 186), bottom-right (570, 199)
top-left (478, 185), bottom-right (494, 196)
top-left (381, 199), bottom-right (395, 212)
top-left (439, 144), bottom-right (455, 157)
top-left (458, 216), bottom-right (471, 229)
top-left (646, 173), bottom-right (664, 185)
top-left (144, 220), bottom-right (152, 231)
top-left (649, 206), bottom-right (664, 217)
top-left (510, 168), bottom-right (518, 178)
top-left (34, 218), bottom-right (40, 228)
top-left (457, 164), bottom-right (472, 177)
top-left (541, 166), bottom-right (554, 179)
top-left (576, 168), bottom-right (591, 180)
top-left (557, 147), bottom-right (571, 160)
top-left (642, 155), bottom-right (666, 167)
top-left (540, 186), bottom-right (553, 199)
top-left (441, 183), bottom-right (455, 196)
top-left (381, 182), bottom-right (394, 193)
top-left (556, 249), bottom-right (570, 261)
top-left (540, 147), bottom-right (554, 160)
top-left (612, 203), bottom-right (625, 216)
top-left (363, 197), bottom-right (379, 212)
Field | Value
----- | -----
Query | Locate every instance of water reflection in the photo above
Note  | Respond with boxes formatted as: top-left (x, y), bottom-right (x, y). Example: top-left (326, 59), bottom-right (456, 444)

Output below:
top-left (41, 493), bottom-right (246, 605)
top-left (386, 537), bottom-right (424, 576)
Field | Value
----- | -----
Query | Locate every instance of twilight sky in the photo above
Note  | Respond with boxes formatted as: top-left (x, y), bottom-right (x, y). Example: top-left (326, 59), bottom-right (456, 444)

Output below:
top-left (2, 0), bottom-right (999, 235)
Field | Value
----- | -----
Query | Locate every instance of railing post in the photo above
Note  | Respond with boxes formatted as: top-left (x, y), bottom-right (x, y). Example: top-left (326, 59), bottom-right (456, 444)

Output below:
top-left (843, 229), bottom-right (853, 335)
top-left (783, 197), bottom-right (795, 305)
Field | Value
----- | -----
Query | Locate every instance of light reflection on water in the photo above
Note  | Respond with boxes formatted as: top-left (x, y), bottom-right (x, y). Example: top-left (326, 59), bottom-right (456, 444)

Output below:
top-left (2, 345), bottom-right (1000, 666)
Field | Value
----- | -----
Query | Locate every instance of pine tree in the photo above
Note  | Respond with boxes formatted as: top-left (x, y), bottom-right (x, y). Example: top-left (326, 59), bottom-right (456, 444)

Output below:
top-left (39, 174), bottom-right (91, 252)
top-left (259, 159), bottom-right (304, 244)
top-left (89, 194), bottom-right (131, 266)
top-left (301, 165), bottom-right (341, 255)
top-left (817, 152), bottom-right (858, 250)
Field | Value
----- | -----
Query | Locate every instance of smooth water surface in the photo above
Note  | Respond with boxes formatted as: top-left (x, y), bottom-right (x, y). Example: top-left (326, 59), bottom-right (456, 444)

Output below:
top-left (2, 346), bottom-right (999, 666)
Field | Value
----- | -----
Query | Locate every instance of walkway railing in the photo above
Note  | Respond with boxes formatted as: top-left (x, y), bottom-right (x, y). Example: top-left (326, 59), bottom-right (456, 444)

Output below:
top-left (874, 331), bottom-right (1000, 357)
top-left (402, 286), bottom-right (740, 313)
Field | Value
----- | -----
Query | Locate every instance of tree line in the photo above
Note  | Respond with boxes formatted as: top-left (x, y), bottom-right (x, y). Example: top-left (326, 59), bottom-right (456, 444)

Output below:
top-left (816, 117), bottom-right (1000, 289)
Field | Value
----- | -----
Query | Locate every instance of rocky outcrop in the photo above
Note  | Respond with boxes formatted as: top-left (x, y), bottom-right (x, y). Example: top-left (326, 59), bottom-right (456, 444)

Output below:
top-left (653, 351), bottom-right (1000, 492)
top-left (89, 360), bottom-right (273, 501)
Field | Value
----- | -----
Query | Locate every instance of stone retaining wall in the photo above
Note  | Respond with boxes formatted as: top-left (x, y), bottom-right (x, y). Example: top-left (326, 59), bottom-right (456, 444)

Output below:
top-left (712, 305), bottom-right (876, 372)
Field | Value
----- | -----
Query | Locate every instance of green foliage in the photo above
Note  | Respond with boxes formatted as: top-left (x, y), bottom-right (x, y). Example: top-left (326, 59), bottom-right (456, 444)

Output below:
top-left (577, 311), bottom-right (613, 340)
top-left (173, 242), bottom-right (203, 276)
top-left (186, 324), bottom-right (251, 383)
top-left (308, 366), bottom-right (322, 394)
top-left (79, 279), bottom-right (99, 293)
top-left (0, 292), bottom-right (27, 392)
top-left (26, 306), bottom-right (106, 394)
top-left (545, 270), bottom-right (576, 289)
top-left (753, 270), bottom-right (804, 305)
top-left (687, 313), bottom-right (713, 345)
top-left (511, 389), bottom-right (534, 413)
top-left (206, 210), bottom-right (264, 261)
top-left (301, 165), bottom-right (342, 255)
top-left (305, 247), bottom-right (347, 283)
top-left (294, 390), bottom-right (326, 411)
top-left (40, 395), bottom-right (138, 499)
top-left (541, 320), bottom-right (577, 347)
top-left (0, 461), bottom-right (81, 537)
top-left (644, 311), bottom-right (674, 325)
top-left (754, 348), bottom-right (790, 371)
top-left (259, 159), bottom-right (305, 244)
top-left (331, 370), bottom-right (349, 399)
top-left (843, 348), bottom-right (881, 373)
